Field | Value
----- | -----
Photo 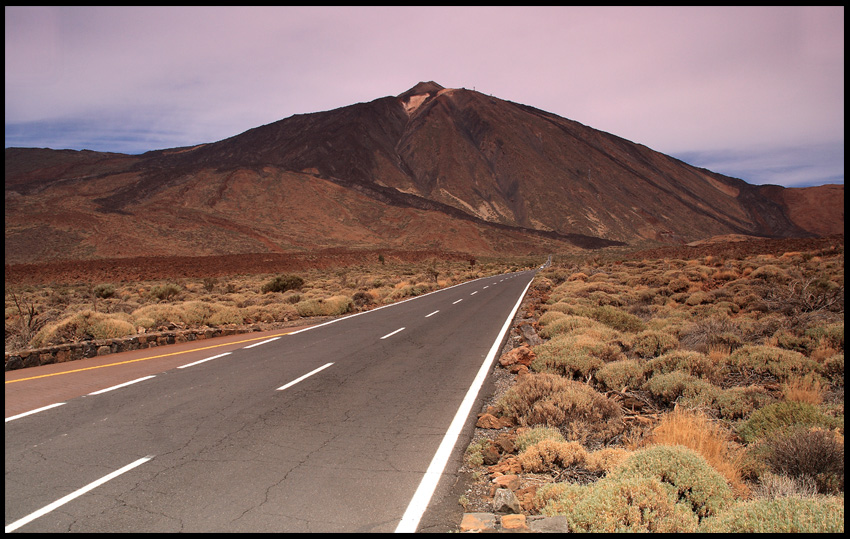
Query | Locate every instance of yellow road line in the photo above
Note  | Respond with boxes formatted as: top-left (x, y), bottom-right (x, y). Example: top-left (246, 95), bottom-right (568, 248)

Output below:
top-left (5, 332), bottom-right (292, 384)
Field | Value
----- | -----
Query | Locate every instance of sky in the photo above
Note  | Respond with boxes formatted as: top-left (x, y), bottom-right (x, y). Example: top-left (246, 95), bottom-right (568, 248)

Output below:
top-left (5, 6), bottom-right (844, 188)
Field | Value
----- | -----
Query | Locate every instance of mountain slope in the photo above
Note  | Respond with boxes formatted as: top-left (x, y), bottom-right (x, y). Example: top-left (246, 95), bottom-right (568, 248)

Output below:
top-left (4, 82), bottom-right (843, 265)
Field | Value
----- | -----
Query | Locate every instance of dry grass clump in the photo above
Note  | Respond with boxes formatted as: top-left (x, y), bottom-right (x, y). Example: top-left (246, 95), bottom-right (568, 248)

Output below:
top-left (595, 359), bottom-right (645, 391)
top-left (30, 310), bottom-right (136, 347)
top-left (698, 496), bottom-right (844, 533)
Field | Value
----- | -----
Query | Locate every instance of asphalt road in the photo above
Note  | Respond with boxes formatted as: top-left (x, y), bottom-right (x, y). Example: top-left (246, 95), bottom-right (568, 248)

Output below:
top-left (5, 270), bottom-right (536, 533)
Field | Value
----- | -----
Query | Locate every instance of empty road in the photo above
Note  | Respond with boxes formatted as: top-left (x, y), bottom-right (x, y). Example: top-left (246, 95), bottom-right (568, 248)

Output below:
top-left (5, 270), bottom-right (535, 532)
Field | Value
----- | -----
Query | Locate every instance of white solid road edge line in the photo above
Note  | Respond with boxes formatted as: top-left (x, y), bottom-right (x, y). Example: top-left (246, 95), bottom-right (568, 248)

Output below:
top-left (5, 455), bottom-right (153, 533)
top-left (87, 375), bottom-right (157, 396)
top-left (5, 402), bottom-right (66, 423)
top-left (394, 275), bottom-right (535, 533)
top-left (276, 362), bottom-right (334, 391)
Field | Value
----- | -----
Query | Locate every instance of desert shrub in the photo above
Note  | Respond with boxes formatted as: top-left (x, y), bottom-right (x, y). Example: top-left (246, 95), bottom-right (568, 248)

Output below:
top-left (530, 334), bottom-right (620, 379)
top-left (822, 353), bottom-right (843, 386)
top-left (496, 373), bottom-right (624, 447)
top-left (130, 304), bottom-right (183, 328)
top-left (644, 350), bottom-right (718, 380)
top-left (517, 439), bottom-right (588, 472)
top-left (724, 345), bottom-right (823, 385)
top-left (584, 447), bottom-right (631, 474)
top-left (698, 496), bottom-right (844, 533)
top-left (177, 301), bottom-right (216, 325)
top-left (774, 328), bottom-right (817, 355)
top-left (629, 329), bottom-right (678, 359)
top-left (463, 438), bottom-right (491, 467)
top-left (150, 283), bottom-right (181, 301)
top-left (749, 264), bottom-right (790, 283)
top-left (543, 474), bottom-right (699, 532)
top-left (536, 310), bottom-right (566, 327)
top-left (759, 426), bottom-right (844, 494)
top-left (713, 386), bottom-right (776, 421)
top-left (586, 305), bottom-right (646, 332)
top-left (30, 310), bottom-right (136, 347)
top-left (736, 401), bottom-right (843, 443)
top-left (753, 471), bottom-right (818, 499)
top-left (207, 306), bottom-right (245, 326)
top-left (92, 283), bottom-right (116, 299)
top-left (608, 444), bottom-right (734, 520)
top-left (643, 371), bottom-right (720, 409)
top-left (595, 359), bottom-right (645, 391)
top-left (685, 290), bottom-right (710, 306)
top-left (537, 315), bottom-right (595, 339)
top-left (515, 426), bottom-right (565, 452)
top-left (642, 408), bottom-right (747, 496)
top-left (295, 296), bottom-right (353, 317)
top-left (666, 278), bottom-right (691, 294)
top-left (531, 481), bottom-right (583, 514)
top-left (677, 316), bottom-right (744, 353)
top-left (261, 274), bottom-right (304, 294)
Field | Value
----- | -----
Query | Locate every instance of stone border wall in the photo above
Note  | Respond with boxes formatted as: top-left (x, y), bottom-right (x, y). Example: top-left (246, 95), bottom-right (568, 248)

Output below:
top-left (5, 326), bottom-right (258, 371)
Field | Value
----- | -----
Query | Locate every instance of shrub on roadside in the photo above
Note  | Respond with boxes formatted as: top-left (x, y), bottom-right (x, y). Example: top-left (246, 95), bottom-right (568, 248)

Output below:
top-left (149, 283), bottom-right (181, 301)
top-left (542, 475), bottom-right (699, 532)
top-left (713, 386), bottom-right (776, 421)
top-left (496, 373), bottom-right (624, 447)
top-left (537, 315), bottom-right (595, 339)
top-left (531, 333), bottom-right (623, 379)
top-left (698, 496), bottom-right (844, 533)
top-left (515, 426), bottom-right (565, 452)
top-left (607, 444), bottom-right (734, 520)
top-left (30, 310), bottom-right (136, 347)
top-left (517, 439), bottom-right (587, 472)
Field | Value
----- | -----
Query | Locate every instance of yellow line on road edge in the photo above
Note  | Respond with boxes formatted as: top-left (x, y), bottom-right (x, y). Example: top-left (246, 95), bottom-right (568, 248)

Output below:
top-left (5, 332), bottom-right (293, 384)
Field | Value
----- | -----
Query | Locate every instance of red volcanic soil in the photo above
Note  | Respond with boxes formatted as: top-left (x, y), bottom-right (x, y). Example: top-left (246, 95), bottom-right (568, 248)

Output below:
top-left (4, 249), bottom-right (475, 286)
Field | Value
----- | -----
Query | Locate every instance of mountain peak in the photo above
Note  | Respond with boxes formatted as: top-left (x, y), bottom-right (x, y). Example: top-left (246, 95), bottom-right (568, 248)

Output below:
top-left (397, 81), bottom-right (445, 100)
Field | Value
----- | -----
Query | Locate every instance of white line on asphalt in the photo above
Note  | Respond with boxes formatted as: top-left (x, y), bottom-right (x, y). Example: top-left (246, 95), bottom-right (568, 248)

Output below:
top-left (87, 376), bottom-right (156, 395)
top-left (470, 291), bottom-right (478, 295)
top-left (178, 352), bottom-right (232, 369)
top-left (395, 275), bottom-right (535, 533)
top-left (483, 286), bottom-right (488, 289)
top-left (452, 299), bottom-right (463, 304)
top-left (5, 402), bottom-right (66, 423)
top-left (380, 327), bottom-right (406, 340)
top-left (5, 455), bottom-right (153, 533)
top-left (244, 336), bottom-right (281, 348)
top-left (425, 310), bottom-right (439, 318)
top-left (276, 362), bottom-right (334, 391)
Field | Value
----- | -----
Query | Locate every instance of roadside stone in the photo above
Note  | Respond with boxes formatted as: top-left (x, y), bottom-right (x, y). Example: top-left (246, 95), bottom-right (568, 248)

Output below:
top-left (494, 432), bottom-right (515, 454)
top-left (476, 413), bottom-right (513, 429)
top-left (492, 488), bottom-right (522, 514)
top-left (488, 457), bottom-right (522, 475)
top-left (459, 512), bottom-right (497, 532)
top-left (528, 515), bottom-right (570, 533)
top-left (499, 514), bottom-right (528, 530)
top-left (482, 443), bottom-right (501, 466)
top-left (498, 345), bottom-right (535, 367)
top-left (492, 474), bottom-right (520, 491)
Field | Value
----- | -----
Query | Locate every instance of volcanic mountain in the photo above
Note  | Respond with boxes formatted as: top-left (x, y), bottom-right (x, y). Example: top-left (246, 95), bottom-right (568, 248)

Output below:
top-left (4, 81), bottom-right (844, 265)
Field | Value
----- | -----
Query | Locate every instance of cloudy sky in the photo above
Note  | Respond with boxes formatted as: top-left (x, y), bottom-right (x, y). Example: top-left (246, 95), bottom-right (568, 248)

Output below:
top-left (5, 6), bottom-right (844, 188)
